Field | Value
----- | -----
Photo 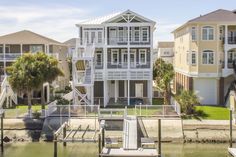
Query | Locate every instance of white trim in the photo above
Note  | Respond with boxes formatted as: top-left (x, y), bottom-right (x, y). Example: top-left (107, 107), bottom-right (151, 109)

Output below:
top-left (111, 49), bottom-right (119, 65)
top-left (201, 26), bottom-right (215, 41)
top-left (141, 27), bottom-right (149, 42)
top-left (175, 67), bottom-right (221, 78)
top-left (139, 49), bottom-right (147, 65)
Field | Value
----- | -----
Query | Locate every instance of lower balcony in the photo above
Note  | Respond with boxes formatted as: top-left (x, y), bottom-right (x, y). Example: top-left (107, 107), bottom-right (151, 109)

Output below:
top-left (0, 53), bottom-right (21, 61)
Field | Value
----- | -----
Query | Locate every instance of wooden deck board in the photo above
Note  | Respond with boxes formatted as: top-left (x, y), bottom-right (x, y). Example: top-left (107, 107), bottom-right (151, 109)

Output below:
top-left (228, 148), bottom-right (236, 156)
top-left (101, 148), bottom-right (158, 157)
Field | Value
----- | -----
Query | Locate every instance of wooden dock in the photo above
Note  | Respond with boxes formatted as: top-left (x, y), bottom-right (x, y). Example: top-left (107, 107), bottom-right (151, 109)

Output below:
top-left (100, 148), bottom-right (158, 157)
top-left (229, 148), bottom-right (236, 156)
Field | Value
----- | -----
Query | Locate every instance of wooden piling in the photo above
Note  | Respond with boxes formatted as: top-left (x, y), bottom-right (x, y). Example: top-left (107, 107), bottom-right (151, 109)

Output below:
top-left (1, 114), bottom-right (3, 153)
top-left (158, 119), bottom-right (161, 157)
top-left (63, 126), bottom-right (67, 147)
top-left (54, 136), bottom-right (57, 157)
top-left (98, 134), bottom-right (101, 157)
top-left (230, 109), bottom-right (233, 148)
top-left (101, 128), bottom-right (105, 148)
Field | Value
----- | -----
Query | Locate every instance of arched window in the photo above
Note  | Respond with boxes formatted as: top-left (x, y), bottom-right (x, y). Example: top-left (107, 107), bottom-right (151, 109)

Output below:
top-left (202, 50), bottom-right (214, 64)
top-left (202, 26), bottom-right (214, 40)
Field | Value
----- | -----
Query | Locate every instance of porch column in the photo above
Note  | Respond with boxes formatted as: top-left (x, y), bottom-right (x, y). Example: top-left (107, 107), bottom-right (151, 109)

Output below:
top-left (3, 44), bottom-right (6, 76)
top-left (91, 86), bottom-right (94, 105)
top-left (128, 80), bottom-right (130, 106)
top-left (115, 80), bottom-right (118, 103)
top-left (124, 80), bottom-right (127, 97)
top-left (148, 80), bottom-right (153, 105)
top-left (103, 81), bottom-right (107, 107)
top-left (44, 44), bottom-right (47, 53)
top-left (20, 44), bottom-right (23, 56)
top-left (224, 25), bottom-right (228, 69)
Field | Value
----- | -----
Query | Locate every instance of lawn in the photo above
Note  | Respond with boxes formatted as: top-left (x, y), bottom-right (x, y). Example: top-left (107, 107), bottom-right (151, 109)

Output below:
top-left (194, 106), bottom-right (230, 120)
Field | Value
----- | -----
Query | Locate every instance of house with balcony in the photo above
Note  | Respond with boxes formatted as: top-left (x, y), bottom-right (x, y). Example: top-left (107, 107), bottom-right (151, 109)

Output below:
top-left (0, 30), bottom-right (70, 104)
top-left (173, 9), bottom-right (236, 105)
top-left (72, 10), bottom-right (156, 107)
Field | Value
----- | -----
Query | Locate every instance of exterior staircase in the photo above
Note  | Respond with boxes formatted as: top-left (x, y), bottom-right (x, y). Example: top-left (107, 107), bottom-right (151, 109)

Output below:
top-left (0, 76), bottom-right (17, 108)
top-left (72, 39), bottom-right (95, 106)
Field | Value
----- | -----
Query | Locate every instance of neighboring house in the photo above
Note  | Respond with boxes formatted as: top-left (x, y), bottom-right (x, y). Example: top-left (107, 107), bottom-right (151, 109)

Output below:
top-left (173, 9), bottom-right (236, 105)
top-left (64, 38), bottom-right (76, 58)
top-left (157, 42), bottom-right (174, 64)
top-left (73, 10), bottom-right (156, 107)
top-left (0, 30), bottom-right (70, 104)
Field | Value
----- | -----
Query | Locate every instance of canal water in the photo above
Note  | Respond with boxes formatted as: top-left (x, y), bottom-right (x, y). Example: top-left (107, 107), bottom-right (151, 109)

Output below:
top-left (0, 142), bottom-right (231, 157)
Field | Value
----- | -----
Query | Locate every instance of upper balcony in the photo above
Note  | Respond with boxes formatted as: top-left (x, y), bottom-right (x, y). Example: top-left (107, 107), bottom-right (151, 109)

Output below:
top-left (107, 37), bottom-right (150, 46)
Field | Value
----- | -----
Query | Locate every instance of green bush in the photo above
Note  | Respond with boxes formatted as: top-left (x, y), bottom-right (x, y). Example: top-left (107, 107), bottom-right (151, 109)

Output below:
top-left (32, 110), bottom-right (41, 119)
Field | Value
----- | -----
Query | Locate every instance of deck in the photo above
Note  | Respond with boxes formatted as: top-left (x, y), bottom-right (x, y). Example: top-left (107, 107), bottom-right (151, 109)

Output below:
top-left (228, 148), bottom-right (236, 156)
top-left (100, 148), bottom-right (158, 157)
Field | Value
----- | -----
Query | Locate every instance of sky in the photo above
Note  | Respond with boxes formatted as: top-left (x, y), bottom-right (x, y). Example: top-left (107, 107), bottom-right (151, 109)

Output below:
top-left (0, 0), bottom-right (236, 47)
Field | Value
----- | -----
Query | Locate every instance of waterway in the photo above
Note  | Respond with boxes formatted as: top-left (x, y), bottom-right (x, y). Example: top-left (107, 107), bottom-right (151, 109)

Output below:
top-left (0, 142), bottom-right (231, 157)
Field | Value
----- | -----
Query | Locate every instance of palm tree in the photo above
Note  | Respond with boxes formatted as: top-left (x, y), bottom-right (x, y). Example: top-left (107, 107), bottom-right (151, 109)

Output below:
top-left (153, 58), bottom-right (174, 105)
top-left (176, 90), bottom-right (200, 115)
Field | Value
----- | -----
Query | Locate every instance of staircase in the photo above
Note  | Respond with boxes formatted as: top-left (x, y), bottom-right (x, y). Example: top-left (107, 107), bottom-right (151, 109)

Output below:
top-left (72, 39), bottom-right (95, 106)
top-left (0, 76), bottom-right (17, 108)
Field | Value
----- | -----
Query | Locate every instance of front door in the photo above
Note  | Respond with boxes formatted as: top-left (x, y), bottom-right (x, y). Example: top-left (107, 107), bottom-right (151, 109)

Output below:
top-left (135, 83), bottom-right (143, 97)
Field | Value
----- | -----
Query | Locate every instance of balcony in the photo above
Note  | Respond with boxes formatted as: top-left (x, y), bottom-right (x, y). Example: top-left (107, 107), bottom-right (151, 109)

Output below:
top-left (107, 37), bottom-right (150, 46)
top-left (223, 37), bottom-right (236, 45)
top-left (0, 53), bottom-right (21, 61)
top-left (107, 62), bottom-right (151, 69)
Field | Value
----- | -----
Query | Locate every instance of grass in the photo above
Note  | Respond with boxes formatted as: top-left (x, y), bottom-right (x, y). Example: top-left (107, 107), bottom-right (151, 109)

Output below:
top-left (4, 104), bottom-right (47, 118)
top-left (186, 106), bottom-right (230, 120)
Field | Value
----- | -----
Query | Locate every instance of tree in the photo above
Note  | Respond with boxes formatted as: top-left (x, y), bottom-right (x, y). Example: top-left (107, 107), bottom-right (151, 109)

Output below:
top-left (176, 90), bottom-right (200, 115)
top-left (7, 53), bottom-right (44, 113)
top-left (153, 58), bottom-right (174, 105)
top-left (7, 52), bottom-right (64, 113)
top-left (33, 52), bottom-right (64, 108)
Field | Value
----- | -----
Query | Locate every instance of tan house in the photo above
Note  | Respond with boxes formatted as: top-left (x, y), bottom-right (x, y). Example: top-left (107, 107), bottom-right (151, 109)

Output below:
top-left (157, 42), bottom-right (174, 64)
top-left (173, 9), bottom-right (236, 105)
top-left (0, 30), bottom-right (70, 103)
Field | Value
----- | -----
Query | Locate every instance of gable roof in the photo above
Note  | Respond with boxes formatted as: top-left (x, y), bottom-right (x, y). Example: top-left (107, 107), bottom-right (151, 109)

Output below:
top-left (158, 42), bottom-right (174, 48)
top-left (0, 30), bottom-right (63, 45)
top-left (188, 9), bottom-right (236, 23)
top-left (77, 10), bottom-right (156, 26)
top-left (64, 38), bottom-right (76, 47)
top-left (173, 9), bottom-right (236, 33)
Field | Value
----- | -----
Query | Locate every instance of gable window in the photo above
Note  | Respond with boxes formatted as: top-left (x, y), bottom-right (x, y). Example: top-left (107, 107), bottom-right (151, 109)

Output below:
top-left (111, 49), bottom-right (119, 65)
top-left (191, 27), bottom-right (197, 41)
top-left (191, 51), bottom-right (196, 65)
top-left (202, 26), bottom-right (214, 40)
top-left (141, 27), bottom-right (148, 42)
top-left (202, 50), bottom-right (214, 64)
top-left (139, 49), bottom-right (147, 64)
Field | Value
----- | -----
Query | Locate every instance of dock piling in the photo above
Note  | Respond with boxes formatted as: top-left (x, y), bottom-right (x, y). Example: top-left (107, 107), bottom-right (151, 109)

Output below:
top-left (1, 113), bottom-right (3, 153)
top-left (54, 136), bottom-right (57, 157)
top-left (98, 134), bottom-right (101, 157)
top-left (230, 109), bottom-right (233, 148)
top-left (158, 119), bottom-right (161, 157)
top-left (63, 125), bottom-right (67, 147)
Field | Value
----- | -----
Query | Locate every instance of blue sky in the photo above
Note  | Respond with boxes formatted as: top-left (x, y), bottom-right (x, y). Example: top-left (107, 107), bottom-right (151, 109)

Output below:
top-left (0, 0), bottom-right (236, 46)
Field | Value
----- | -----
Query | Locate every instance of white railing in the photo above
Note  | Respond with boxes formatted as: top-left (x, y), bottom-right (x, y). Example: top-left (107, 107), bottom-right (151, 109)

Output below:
top-left (170, 96), bottom-right (181, 115)
top-left (130, 71), bottom-right (151, 80)
top-left (107, 71), bottom-right (128, 80)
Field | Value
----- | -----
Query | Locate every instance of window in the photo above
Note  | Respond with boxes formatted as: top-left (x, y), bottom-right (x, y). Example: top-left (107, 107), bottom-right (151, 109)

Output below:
top-left (85, 31), bottom-right (89, 44)
top-left (191, 27), bottom-right (197, 41)
top-left (141, 27), bottom-right (148, 42)
top-left (98, 31), bottom-right (103, 43)
top-left (164, 51), bottom-right (169, 55)
top-left (121, 49), bottom-right (128, 67)
top-left (134, 27), bottom-right (140, 42)
top-left (130, 49), bottom-right (136, 68)
top-left (91, 32), bottom-right (96, 43)
top-left (95, 52), bottom-right (103, 66)
top-left (202, 50), bottom-right (214, 64)
top-left (30, 45), bottom-right (43, 53)
top-left (191, 52), bottom-right (196, 65)
top-left (111, 49), bottom-right (119, 65)
top-left (118, 27), bottom-right (124, 42)
top-left (202, 26), bottom-right (214, 40)
top-left (139, 49), bottom-right (147, 64)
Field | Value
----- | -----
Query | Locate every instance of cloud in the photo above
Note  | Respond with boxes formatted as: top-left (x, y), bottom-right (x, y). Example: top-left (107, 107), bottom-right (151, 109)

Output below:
top-left (0, 5), bottom-right (91, 42)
